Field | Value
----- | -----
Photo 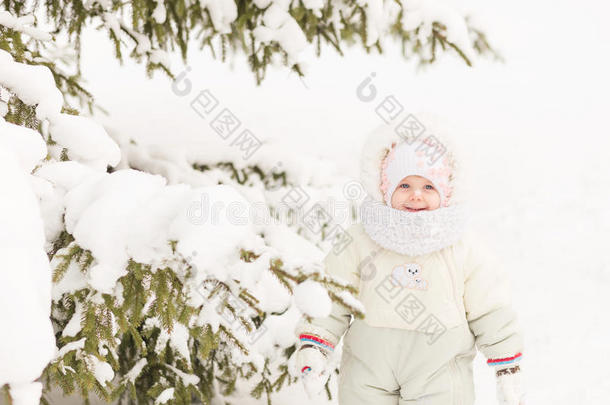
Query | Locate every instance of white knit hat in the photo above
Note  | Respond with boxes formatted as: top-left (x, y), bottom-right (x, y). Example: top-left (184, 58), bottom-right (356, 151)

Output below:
top-left (380, 137), bottom-right (455, 207)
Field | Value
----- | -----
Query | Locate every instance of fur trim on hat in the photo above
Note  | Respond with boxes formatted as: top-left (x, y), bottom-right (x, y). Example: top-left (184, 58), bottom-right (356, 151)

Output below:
top-left (359, 112), bottom-right (467, 206)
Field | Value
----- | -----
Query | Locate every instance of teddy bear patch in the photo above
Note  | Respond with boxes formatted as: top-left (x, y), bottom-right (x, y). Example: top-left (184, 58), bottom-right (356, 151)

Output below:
top-left (390, 262), bottom-right (428, 290)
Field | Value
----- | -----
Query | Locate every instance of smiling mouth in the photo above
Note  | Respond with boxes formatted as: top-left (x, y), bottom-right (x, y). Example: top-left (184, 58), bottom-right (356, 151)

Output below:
top-left (404, 207), bottom-right (427, 212)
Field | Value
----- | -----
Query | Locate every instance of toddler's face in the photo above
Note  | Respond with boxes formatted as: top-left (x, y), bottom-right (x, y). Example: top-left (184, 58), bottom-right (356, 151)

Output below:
top-left (390, 175), bottom-right (441, 212)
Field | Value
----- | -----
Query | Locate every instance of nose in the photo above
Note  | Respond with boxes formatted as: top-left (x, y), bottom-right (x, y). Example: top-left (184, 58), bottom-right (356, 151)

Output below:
top-left (409, 189), bottom-right (423, 200)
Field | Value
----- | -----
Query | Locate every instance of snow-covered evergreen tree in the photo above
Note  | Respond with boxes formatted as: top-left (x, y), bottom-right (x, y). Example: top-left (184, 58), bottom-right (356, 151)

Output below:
top-left (1, 1), bottom-right (498, 404)
top-left (1, 47), bottom-right (364, 404)
top-left (1, 0), bottom-right (499, 86)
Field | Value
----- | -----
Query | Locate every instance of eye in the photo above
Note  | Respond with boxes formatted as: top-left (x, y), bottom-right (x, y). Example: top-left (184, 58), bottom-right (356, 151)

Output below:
top-left (400, 183), bottom-right (409, 189)
top-left (425, 184), bottom-right (434, 190)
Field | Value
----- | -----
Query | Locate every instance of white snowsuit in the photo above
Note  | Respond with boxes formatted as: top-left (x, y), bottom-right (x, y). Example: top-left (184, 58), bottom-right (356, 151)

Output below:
top-left (295, 118), bottom-right (524, 405)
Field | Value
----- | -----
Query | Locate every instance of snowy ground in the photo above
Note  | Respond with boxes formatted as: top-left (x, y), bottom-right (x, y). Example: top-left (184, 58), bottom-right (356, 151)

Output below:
top-left (16, 0), bottom-right (609, 404)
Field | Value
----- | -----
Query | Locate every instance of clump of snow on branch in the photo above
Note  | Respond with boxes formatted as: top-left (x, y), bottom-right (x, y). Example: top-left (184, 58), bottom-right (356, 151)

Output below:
top-left (0, 10), bottom-right (52, 41)
top-left (0, 49), bottom-right (121, 170)
top-left (253, 2), bottom-right (308, 65)
top-left (0, 117), bottom-right (56, 405)
top-left (399, 0), bottom-right (476, 62)
top-left (249, 0), bottom-right (477, 67)
top-left (199, 0), bottom-right (237, 34)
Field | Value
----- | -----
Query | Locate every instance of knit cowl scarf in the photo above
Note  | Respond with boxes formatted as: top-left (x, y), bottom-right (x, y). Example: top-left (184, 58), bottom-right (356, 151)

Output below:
top-left (359, 197), bottom-right (471, 257)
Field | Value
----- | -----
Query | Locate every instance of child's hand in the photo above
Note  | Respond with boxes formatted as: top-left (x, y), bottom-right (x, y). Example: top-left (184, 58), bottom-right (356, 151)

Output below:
top-left (495, 366), bottom-right (526, 405)
top-left (296, 346), bottom-right (332, 399)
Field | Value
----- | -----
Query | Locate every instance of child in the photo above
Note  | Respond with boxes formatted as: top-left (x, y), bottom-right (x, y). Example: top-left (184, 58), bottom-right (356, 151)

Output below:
top-left (294, 114), bottom-right (526, 405)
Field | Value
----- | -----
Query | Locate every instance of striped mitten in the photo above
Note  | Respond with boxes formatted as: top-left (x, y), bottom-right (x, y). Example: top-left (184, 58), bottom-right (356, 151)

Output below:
top-left (488, 352), bottom-right (526, 405)
top-left (295, 332), bottom-right (336, 398)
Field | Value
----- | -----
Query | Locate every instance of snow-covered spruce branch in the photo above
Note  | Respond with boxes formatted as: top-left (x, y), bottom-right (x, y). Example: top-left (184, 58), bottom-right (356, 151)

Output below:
top-left (2, 43), bottom-right (365, 405)
top-left (42, 202), bottom-right (360, 404)
top-left (0, 45), bottom-right (116, 403)
top-left (100, 11), bottom-right (173, 76)
top-left (0, 10), bottom-right (51, 40)
top-left (0, 118), bottom-right (56, 405)
top-left (2, 0), bottom-right (499, 85)
top-left (35, 153), bottom-right (363, 405)
top-left (6, 116), bottom-right (363, 405)
top-left (105, 128), bottom-right (362, 254)
top-left (0, 48), bottom-right (121, 169)
top-left (0, 13), bottom-right (100, 127)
